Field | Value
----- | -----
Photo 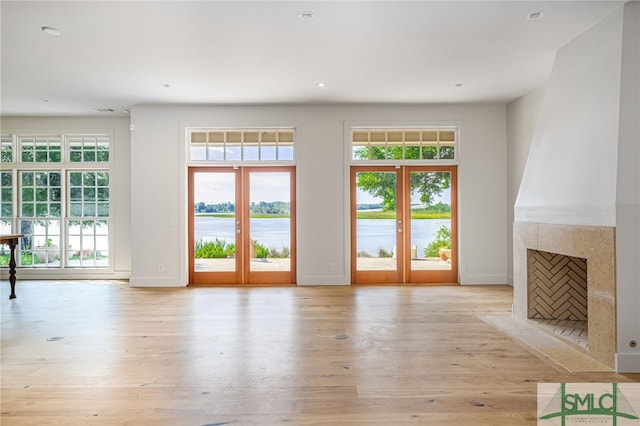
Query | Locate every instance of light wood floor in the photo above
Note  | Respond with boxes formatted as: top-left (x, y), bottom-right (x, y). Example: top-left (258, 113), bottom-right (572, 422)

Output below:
top-left (2, 281), bottom-right (638, 425)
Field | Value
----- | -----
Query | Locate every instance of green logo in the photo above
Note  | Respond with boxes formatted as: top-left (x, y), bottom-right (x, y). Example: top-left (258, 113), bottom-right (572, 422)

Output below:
top-left (539, 383), bottom-right (639, 425)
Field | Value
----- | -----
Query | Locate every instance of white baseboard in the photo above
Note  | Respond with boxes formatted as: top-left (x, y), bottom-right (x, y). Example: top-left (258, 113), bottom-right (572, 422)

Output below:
top-left (1, 269), bottom-right (131, 280)
top-left (299, 275), bottom-right (350, 286)
top-left (129, 276), bottom-right (187, 287)
top-left (459, 274), bottom-right (507, 285)
top-left (616, 352), bottom-right (640, 373)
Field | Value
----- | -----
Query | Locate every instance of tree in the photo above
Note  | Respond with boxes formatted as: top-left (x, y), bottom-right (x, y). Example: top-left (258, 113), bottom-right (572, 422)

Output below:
top-left (357, 172), bottom-right (398, 211)
top-left (355, 146), bottom-right (450, 210)
top-left (356, 159), bottom-right (450, 211)
top-left (410, 172), bottom-right (450, 206)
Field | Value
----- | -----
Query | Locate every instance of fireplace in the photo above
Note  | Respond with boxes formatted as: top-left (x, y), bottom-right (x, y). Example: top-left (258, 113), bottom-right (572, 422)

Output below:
top-left (528, 250), bottom-right (588, 349)
top-left (514, 223), bottom-right (616, 369)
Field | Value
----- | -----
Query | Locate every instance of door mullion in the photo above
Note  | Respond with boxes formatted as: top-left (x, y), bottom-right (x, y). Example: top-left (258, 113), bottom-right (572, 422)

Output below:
top-left (397, 167), bottom-right (406, 283)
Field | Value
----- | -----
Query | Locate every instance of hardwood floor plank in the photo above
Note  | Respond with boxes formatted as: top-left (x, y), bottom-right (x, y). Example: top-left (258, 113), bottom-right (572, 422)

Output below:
top-left (2, 281), bottom-right (638, 425)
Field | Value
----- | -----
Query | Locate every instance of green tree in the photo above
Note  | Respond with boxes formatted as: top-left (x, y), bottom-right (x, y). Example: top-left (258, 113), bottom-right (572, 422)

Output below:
top-left (355, 156), bottom-right (450, 211)
top-left (357, 172), bottom-right (398, 211)
top-left (411, 172), bottom-right (450, 206)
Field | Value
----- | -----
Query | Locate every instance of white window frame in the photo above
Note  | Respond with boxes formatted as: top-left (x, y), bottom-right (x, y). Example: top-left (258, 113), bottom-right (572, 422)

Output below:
top-left (349, 126), bottom-right (460, 166)
top-left (186, 127), bottom-right (296, 166)
top-left (0, 132), bottom-right (113, 272)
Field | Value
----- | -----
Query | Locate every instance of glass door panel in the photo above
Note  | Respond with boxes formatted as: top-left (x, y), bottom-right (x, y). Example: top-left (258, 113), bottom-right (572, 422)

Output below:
top-left (189, 168), bottom-right (240, 284)
top-left (409, 171), bottom-right (452, 272)
top-left (248, 171), bottom-right (291, 273)
top-left (193, 172), bottom-right (237, 272)
top-left (406, 167), bottom-right (457, 283)
top-left (351, 167), bottom-right (402, 283)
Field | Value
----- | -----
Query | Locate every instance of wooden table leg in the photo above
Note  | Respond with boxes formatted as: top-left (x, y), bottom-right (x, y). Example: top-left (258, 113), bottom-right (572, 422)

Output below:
top-left (8, 239), bottom-right (17, 299)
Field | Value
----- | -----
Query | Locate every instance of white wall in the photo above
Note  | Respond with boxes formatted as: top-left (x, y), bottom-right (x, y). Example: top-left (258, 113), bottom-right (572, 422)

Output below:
top-left (129, 104), bottom-right (507, 286)
top-left (506, 85), bottom-right (546, 284)
top-left (614, 1), bottom-right (640, 373)
top-left (515, 8), bottom-right (624, 226)
top-left (513, 4), bottom-right (640, 372)
top-left (0, 116), bottom-right (132, 279)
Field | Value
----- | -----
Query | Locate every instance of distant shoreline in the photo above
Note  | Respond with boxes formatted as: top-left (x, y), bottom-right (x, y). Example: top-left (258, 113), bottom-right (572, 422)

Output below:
top-left (195, 212), bottom-right (450, 219)
top-left (356, 211), bottom-right (451, 219)
top-left (195, 213), bottom-right (290, 219)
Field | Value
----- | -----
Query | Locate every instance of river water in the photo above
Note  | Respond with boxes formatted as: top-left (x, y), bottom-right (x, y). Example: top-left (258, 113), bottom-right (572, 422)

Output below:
top-left (195, 217), bottom-right (451, 259)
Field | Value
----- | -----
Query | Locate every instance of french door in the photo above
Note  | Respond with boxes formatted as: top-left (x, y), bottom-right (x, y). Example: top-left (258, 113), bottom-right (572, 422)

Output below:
top-left (351, 165), bottom-right (457, 284)
top-left (188, 166), bottom-right (296, 285)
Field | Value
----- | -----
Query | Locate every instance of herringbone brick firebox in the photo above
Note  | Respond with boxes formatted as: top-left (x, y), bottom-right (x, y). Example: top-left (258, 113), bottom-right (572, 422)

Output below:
top-left (527, 250), bottom-right (588, 321)
top-left (513, 222), bottom-right (616, 370)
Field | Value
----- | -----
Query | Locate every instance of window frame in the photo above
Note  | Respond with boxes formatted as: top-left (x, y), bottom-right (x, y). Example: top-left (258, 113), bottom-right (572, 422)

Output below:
top-left (0, 132), bottom-right (113, 271)
top-left (349, 126), bottom-right (460, 165)
top-left (187, 127), bottom-right (296, 165)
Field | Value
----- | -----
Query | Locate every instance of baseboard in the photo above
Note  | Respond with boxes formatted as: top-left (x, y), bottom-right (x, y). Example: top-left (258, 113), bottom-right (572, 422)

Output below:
top-left (460, 274), bottom-right (507, 285)
top-left (0, 270), bottom-right (131, 280)
top-left (129, 276), bottom-right (187, 287)
top-left (299, 275), bottom-right (350, 285)
top-left (616, 352), bottom-right (640, 373)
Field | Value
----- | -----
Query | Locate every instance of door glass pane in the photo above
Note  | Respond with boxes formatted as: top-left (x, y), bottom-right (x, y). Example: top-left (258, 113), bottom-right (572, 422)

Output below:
top-left (409, 171), bottom-right (452, 271)
top-left (249, 172), bottom-right (290, 272)
top-left (193, 172), bottom-right (236, 272)
top-left (355, 171), bottom-right (397, 271)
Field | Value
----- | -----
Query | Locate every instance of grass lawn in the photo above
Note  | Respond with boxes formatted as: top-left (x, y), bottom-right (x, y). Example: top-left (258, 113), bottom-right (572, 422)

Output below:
top-left (357, 210), bottom-right (451, 219)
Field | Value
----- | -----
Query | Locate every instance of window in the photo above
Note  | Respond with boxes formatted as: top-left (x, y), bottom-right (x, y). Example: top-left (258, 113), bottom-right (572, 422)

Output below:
top-left (0, 171), bottom-right (12, 235)
top-left (69, 136), bottom-right (110, 163)
top-left (19, 136), bottom-right (62, 162)
top-left (1, 135), bottom-right (12, 162)
top-left (351, 128), bottom-right (457, 161)
top-left (189, 128), bottom-right (295, 162)
top-left (0, 133), bottom-right (111, 269)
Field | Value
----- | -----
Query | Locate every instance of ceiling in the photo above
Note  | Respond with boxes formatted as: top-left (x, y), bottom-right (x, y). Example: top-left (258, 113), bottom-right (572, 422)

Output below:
top-left (0, 1), bottom-right (625, 116)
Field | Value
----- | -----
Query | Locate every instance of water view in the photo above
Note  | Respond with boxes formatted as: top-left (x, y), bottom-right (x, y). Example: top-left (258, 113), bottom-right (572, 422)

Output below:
top-left (195, 216), bottom-right (450, 258)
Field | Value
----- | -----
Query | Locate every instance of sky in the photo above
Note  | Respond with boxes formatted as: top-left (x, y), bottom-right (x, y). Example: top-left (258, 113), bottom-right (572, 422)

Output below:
top-left (194, 172), bottom-right (290, 204)
top-left (195, 171), bottom-right (451, 206)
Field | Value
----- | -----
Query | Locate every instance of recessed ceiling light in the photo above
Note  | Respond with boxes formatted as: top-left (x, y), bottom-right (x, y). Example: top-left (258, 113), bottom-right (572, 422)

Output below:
top-left (527, 11), bottom-right (544, 20)
top-left (40, 98), bottom-right (51, 103)
top-left (316, 82), bottom-right (326, 88)
top-left (454, 83), bottom-right (462, 88)
top-left (163, 83), bottom-right (171, 88)
top-left (41, 26), bottom-right (61, 36)
top-left (299, 11), bottom-right (314, 20)
top-left (123, 110), bottom-right (130, 114)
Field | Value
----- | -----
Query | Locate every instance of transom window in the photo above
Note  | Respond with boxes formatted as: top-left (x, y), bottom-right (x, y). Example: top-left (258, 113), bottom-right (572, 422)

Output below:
top-left (189, 128), bottom-right (295, 162)
top-left (351, 128), bottom-right (457, 161)
top-left (69, 136), bottom-right (110, 163)
top-left (0, 133), bottom-right (111, 269)
top-left (1, 135), bottom-right (12, 162)
top-left (19, 136), bottom-right (62, 162)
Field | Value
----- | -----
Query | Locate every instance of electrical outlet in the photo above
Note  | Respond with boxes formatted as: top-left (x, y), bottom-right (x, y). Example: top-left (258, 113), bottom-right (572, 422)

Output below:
top-left (158, 264), bottom-right (165, 273)
top-left (327, 262), bottom-right (335, 272)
